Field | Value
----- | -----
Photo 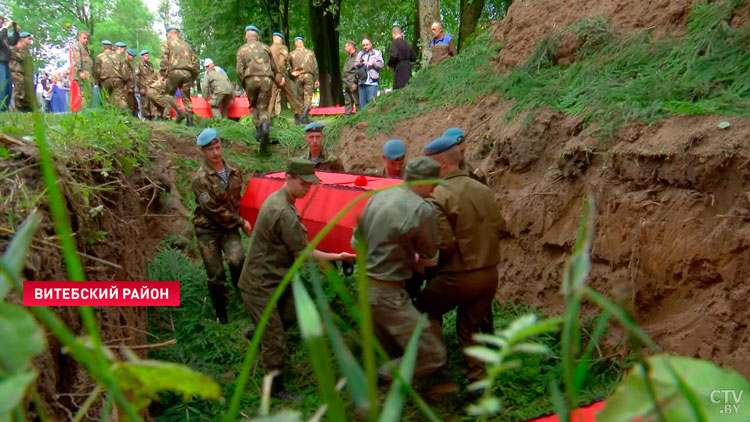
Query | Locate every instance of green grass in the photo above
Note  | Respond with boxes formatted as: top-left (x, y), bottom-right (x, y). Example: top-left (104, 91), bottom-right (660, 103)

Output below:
top-left (326, 0), bottom-right (750, 143)
top-left (145, 247), bottom-right (625, 421)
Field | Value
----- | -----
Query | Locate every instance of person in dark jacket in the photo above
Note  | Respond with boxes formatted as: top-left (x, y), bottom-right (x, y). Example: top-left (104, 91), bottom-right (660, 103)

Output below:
top-left (387, 26), bottom-right (416, 89)
top-left (341, 40), bottom-right (358, 116)
top-left (0, 16), bottom-right (20, 111)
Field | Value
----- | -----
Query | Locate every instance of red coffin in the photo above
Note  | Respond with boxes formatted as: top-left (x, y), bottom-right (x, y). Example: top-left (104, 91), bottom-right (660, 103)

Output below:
top-left (309, 105), bottom-right (356, 115)
top-left (239, 172), bottom-right (401, 253)
top-left (173, 96), bottom-right (251, 119)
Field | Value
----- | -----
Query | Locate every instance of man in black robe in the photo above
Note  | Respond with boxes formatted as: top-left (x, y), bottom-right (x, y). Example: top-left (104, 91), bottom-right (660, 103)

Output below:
top-left (387, 26), bottom-right (416, 90)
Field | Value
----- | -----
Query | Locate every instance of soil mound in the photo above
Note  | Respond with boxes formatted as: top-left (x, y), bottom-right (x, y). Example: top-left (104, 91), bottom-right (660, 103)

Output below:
top-left (337, 100), bottom-right (750, 377)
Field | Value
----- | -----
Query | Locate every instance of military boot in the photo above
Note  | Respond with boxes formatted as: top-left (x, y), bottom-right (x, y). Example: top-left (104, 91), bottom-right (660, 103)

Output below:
top-left (294, 113), bottom-right (302, 125)
top-left (271, 377), bottom-right (300, 401)
top-left (208, 285), bottom-right (228, 324)
top-left (186, 114), bottom-right (194, 127)
top-left (175, 109), bottom-right (186, 124)
top-left (260, 121), bottom-right (272, 151)
top-left (301, 107), bottom-right (310, 124)
top-left (255, 125), bottom-right (262, 141)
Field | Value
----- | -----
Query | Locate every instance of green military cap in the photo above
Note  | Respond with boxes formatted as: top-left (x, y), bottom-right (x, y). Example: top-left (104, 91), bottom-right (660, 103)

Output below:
top-left (19, 31), bottom-right (31, 38)
top-left (114, 41), bottom-right (126, 47)
top-left (140, 49), bottom-right (148, 56)
top-left (166, 25), bottom-right (180, 32)
top-left (405, 156), bottom-right (440, 181)
top-left (442, 127), bottom-right (465, 144)
top-left (304, 121), bottom-right (324, 132)
top-left (245, 25), bottom-right (259, 33)
top-left (287, 158), bottom-right (321, 183)
top-left (126, 48), bottom-right (136, 56)
top-left (197, 128), bottom-right (219, 147)
top-left (102, 40), bottom-right (112, 46)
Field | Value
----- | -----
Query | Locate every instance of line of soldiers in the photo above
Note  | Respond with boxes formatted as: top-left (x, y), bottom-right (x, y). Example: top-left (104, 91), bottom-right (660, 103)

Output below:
top-left (191, 121), bottom-right (501, 399)
top-left (7, 30), bottom-right (32, 112)
top-left (72, 26), bottom-right (197, 125)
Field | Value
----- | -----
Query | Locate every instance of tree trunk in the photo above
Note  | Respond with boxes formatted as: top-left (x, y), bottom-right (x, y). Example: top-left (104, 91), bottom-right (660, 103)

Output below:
top-left (417, 0), bottom-right (440, 66)
top-left (458, 0), bottom-right (485, 52)
top-left (308, 0), bottom-right (343, 107)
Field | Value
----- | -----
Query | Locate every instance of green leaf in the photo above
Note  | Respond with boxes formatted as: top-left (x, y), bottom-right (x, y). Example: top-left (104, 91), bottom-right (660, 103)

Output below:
top-left (113, 359), bottom-right (222, 408)
top-left (379, 316), bottom-right (427, 422)
top-left (292, 274), bottom-right (323, 340)
top-left (464, 346), bottom-right (501, 365)
top-left (466, 396), bottom-right (502, 416)
top-left (0, 303), bottom-right (46, 372)
top-left (505, 316), bottom-right (563, 344)
top-left (511, 342), bottom-right (552, 355)
top-left (246, 409), bottom-right (303, 422)
top-left (0, 212), bottom-right (40, 300)
top-left (0, 147), bottom-right (8, 158)
top-left (0, 370), bottom-right (37, 413)
top-left (718, 121), bottom-right (731, 129)
top-left (472, 333), bottom-right (508, 349)
top-left (599, 354), bottom-right (750, 422)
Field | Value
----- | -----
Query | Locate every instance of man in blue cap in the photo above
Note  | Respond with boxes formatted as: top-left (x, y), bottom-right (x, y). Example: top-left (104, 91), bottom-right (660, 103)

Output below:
top-left (124, 48), bottom-right (139, 116)
top-left (443, 127), bottom-right (487, 184)
top-left (93, 39), bottom-right (128, 109)
top-left (192, 128), bottom-right (253, 324)
top-left (237, 24), bottom-right (284, 151)
top-left (0, 16), bottom-right (20, 111)
top-left (289, 35), bottom-right (318, 124)
top-left (268, 31), bottom-right (303, 124)
top-left (416, 135), bottom-right (507, 383)
top-left (135, 49), bottom-right (169, 120)
top-left (301, 121), bottom-right (344, 172)
top-left (238, 157), bottom-right (355, 399)
top-left (160, 25), bottom-right (198, 125)
top-left (9, 31), bottom-right (32, 112)
top-left (366, 139), bottom-right (406, 178)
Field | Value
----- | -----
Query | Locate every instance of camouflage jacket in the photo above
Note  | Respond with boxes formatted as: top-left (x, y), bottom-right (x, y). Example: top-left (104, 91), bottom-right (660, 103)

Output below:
top-left (290, 47), bottom-right (318, 78)
top-left (269, 43), bottom-right (290, 74)
top-left (93, 50), bottom-right (127, 83)
top-left (8, 47), bottom-right (28, 76)
top-left (364, 165), bottom-right (405, 179)
top-left (72, 41), bottom-right (94, 79)
top-left (236, 40), bottom-right (277, 80)
top-left (201, 67), bottom-right (234, 98)
top-left (305, 148), bottom-right (344, 172)
top-left (135, 58), bottom-right (158, 89)
top-left (192, 160), bottom-right (245, 232)
top-left (124, 58), bottom-right (135, 91)
top-left (159, 38), bottom-right (198, 78)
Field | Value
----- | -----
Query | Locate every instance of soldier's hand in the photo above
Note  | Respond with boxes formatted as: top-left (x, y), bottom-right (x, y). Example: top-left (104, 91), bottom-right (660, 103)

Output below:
top-left (291, 71), bottom-right (300, 77)
top-left (351, 84), bottom-right (357, 92)
top-left (242, 220), bottom-right (253, 237)
top-left (314, 80), bottom-right (319, 89)
top-left (140, 88), bottom-right (146, 96)
top-left (279, 77), bottom-right (286, 87)
top-left (338, 252), bottom-right (356, 262)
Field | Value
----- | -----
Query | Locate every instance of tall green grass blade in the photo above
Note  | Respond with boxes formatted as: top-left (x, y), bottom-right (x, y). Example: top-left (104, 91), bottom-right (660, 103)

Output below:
top-left (292, 274), bottom-right (345, 421)
top-left (379, 316), bottom-right (427, 422)
top-left (582, 286), bottom-right (657, 350)
top-left (354, 238), bottom-right (380, 421)
top-left (0, 212), bottom-right (39, 301)
top-left (574, 311), bottom-right (610, 391)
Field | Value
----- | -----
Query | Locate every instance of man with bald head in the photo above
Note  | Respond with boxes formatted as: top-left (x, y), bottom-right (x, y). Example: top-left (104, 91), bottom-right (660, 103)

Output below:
top-left (160, 26), bottom-right (198, 125)
top-left (388, 26), bottom-right (416, 89)
top-left (429, 21), bottom-right (457, 65)
top-left (416, 136), bottom-right (507, 382)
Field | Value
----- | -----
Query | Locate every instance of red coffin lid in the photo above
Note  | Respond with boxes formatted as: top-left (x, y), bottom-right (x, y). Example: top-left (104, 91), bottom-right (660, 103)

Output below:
top-left (239, 171), bottom-right (401, 253)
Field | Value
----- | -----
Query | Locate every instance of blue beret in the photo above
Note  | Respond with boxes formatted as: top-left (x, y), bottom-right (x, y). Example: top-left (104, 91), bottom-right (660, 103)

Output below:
top-left (166, 26), bottom-right (179, 32)
top-left (304, 121), bottom-right (324, 132)
top-left (102, 40), bottom-right (112, 45)
top-left (245, 25), bottom-right (259, 33)
top-left (442, 127), bottom-right (465, 144)
top-left (126, 48), bottom-right (136, 56)
top-left (114, 41), bottom-right (126, 47)
top-left (272, 31), bottom-right (284, 39)
top-left (424, 136), bottom-right (458, 156)
top-left (19, 31), bottom-right (31, 38)
top-left (383, 139), bottom-right (405, 160)
top-left (140, 49), bottom-right (148, 56)
top-left (294, 36), bottom-right (304, 41)
top-left (197, 128), bottom-right (219, 147)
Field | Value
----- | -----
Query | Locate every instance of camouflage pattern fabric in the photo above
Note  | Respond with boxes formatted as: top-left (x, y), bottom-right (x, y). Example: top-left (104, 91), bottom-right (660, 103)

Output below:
top-left (124, 59), bottom-right (137, 115)
top-left (72, 40), bottom-right (94, 80)
top-left (192, 160), bottom-right (245, 231)
top-left (237, 40), bottom-right (279, 125)
top-left (268, 42), bottom-right (302, 115)
top-left (160, 38), bottom-right (198, 115)
top-left (164, 69), bottom-right (194, 113)
top-left (304, 148), bottom-right (344, 172)
top-left (243, 76), bottom-right (272, 126)
top-left (9, 47), bottom-right (29, 110)
top-left (202, 67), bottom-right (234, 118)
top-left (135, 58), bottom-right (158, 117)
top-left (93, 50), bottom-right (129, 109)
top-left (290, 47), bottom-right (318, 108)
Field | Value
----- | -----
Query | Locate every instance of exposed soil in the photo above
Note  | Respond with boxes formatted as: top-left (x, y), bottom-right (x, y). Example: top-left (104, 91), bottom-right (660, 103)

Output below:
top-left (491, 0), bottom-right (694, 71)
top-left (337, 100), bottom-right (750, 377)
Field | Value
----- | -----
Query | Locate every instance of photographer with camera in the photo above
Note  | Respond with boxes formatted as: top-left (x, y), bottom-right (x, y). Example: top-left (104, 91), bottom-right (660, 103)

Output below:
top-left (355, 37), bottom-right (383, 110)
top-left (1, 16), bottom-right (20, 112)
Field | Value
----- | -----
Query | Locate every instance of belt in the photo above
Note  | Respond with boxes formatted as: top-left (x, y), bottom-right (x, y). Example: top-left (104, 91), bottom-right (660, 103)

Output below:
top-left (370, 278), bottom-right (406, 288)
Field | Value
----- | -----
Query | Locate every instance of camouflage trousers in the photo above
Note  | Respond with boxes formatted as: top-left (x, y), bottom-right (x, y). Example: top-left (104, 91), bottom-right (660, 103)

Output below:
top-left (240, 281), bottom-right (296, 374)
top-left (165, 69), bottom-right (194, 114)
top-left (196, 228), bottom-right (244, 306)
top-left (243, 76), bottom-right (272, 126)
top-left (268, 77), bottom-right (302, 116)
top-left (209, 93), bottom-right (233, 119)
top-left (415, 267), bottom-right (498, 381)
top-left (294, 73), bottom-right (314, 108)
top-left (99, 78), bottom-right (128, 109)
top-left (145, 86), bottom-right (171, 119)
top-left (10, 71), bottom-right (30, 110)
top-left (370, 282), bottom-right (447, 382)
top-left (126, 89), bottom-right (138, 116)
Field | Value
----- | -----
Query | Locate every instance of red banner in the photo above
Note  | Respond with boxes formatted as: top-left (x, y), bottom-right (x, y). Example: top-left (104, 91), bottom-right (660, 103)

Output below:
top-left (68, 41), bottom-right (81, 112)
top-left (23, 281), bottom-right (180, 306)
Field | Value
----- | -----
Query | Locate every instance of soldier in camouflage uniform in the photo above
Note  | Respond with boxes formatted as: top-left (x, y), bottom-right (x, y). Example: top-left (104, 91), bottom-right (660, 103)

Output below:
top-left (442, 127), bottom-right (488, 185)
top-left (192, 128), bottom-right (252, 324)
top-left (201, 58), bottom-right (234, 119)
top-left (9, 32), bottom-right (32, 112)
top-left (93, 40), bottom-right (128, 109)
top-left (135, 50), bottom-right (171, 120)
top-left (71, 30), bottom-right (93, 107)
top-left (124, 48), bottom-right (138, 116)
top-left (352, 156), bottom-right (456, 394)
top-left (268, 32), bottom-right (303, 124)
top-left (289, 36), bottom-right (318, 124)
top-left (236, 25), bottom-right (283, 151)
top-left (160, 26), bottom-right (198, 125)
top-left (301, 122), bottom-right (344, 172)
top-left (417, 136), bottom-right (506, 381)
top-left (238, 158), bottom-right (355, 399)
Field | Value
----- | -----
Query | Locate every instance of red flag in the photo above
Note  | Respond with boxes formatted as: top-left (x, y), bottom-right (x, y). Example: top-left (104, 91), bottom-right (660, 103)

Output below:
top-left (68, 41), bottom-right (81, 112)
